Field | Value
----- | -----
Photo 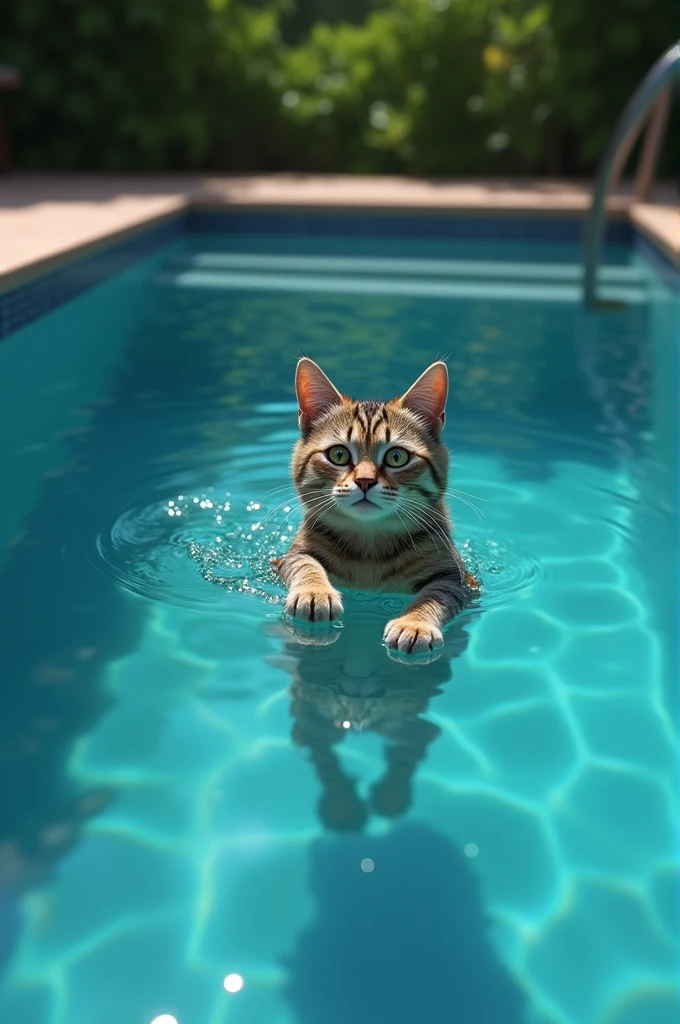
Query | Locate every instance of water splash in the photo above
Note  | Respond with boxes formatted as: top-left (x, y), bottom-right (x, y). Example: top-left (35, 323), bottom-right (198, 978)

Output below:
top-left (74, 470), bottom-right (540, 611)
top-left (175, 491), bottom-right (539, 610)
top-left (160, 488), bottom-right (296, 605)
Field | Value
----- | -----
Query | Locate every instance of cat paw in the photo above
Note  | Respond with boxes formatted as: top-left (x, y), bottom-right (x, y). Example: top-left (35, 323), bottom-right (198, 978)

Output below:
top-left (383, 615), bottom-right (443, 655)
top-left (370, 774), bottom-right (412, 818)
top-left (285, 586), bottom-right (344, 622)
top-left (319, 783), bottom-right (368, 832)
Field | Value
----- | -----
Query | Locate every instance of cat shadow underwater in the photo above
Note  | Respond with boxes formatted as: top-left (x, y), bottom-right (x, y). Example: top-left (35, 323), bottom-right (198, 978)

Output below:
top-left (266, 592), bottom-right (477, 832)
top-left (283, 822), bottom-right (526, 1024)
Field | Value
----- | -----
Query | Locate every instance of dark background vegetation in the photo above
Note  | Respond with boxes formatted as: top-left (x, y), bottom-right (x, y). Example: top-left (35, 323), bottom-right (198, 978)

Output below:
top-left (1, 0), bottom-right (678, 175)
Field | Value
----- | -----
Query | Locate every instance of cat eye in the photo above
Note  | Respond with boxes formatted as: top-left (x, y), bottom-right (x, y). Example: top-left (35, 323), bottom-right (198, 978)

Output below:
top-left (384, 446), bottom-right (410, 468)
top-left (326, 445), bottom-right (351, 466)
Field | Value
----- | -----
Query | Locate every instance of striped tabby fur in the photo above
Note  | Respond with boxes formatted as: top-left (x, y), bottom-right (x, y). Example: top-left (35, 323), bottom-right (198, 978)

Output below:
top-left (277, 358), bottom-right (474, 654)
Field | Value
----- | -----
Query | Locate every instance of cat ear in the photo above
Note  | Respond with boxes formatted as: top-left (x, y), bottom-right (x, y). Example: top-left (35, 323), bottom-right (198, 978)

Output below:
top-left (400, 362), bottom-right (448, 433)
top-left (295, 358), bottom-right (343, 432)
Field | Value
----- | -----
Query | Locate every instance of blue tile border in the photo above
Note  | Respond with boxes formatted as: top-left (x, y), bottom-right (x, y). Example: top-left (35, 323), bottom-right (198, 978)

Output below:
top-left (0, 206), bottom-right (676, 340)
top-left (0, 214), bottom-right (186, 340)
top-left (187, 207), bottom-right (634, 245)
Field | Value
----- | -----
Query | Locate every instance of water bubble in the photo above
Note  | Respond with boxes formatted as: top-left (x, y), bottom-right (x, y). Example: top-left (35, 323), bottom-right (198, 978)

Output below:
top-left (223, 974), bottom-right (244, 993)
top-left (150, 1016), bottom-right (178, 1024)
top-left (464, 843), bottom-right (479, 858)
top-left (361, 858), bottom-right (375, 873)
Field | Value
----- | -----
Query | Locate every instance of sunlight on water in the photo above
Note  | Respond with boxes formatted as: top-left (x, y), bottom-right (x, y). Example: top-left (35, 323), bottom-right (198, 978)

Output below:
top-left (0, 232), bottom-right (677, 1024)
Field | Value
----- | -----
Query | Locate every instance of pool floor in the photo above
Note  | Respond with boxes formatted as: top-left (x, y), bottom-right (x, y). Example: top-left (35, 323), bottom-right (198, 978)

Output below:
top-left (0, 233), bottom-right (678, 1024)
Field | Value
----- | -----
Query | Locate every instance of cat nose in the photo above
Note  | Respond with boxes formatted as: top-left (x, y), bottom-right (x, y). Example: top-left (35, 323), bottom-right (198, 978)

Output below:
top-left (356, 477), bottom-right (378, 492)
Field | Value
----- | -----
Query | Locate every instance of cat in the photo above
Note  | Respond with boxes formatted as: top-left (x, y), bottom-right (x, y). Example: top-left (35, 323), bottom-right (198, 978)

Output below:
top-left (275, 357), bottom-right (477, 654)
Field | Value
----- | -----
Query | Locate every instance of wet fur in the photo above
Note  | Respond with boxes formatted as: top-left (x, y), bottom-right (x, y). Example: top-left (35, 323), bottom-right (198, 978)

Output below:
top-left (277, 360), bottom-right (474, 653)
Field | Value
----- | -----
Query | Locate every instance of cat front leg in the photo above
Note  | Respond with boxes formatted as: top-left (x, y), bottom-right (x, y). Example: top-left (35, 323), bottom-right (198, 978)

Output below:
top-left (370, 716), bottom-right (441, 817)
top-left (291, 701), bottom-right (366, 831)
top-left (383, 569), bottom-right (467, 654)
top-left (277, 551), bottom-right (344, 622)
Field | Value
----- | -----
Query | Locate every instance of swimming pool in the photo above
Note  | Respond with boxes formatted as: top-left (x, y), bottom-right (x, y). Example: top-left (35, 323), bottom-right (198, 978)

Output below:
top-left (0, 214), bottom-right (678, 1024)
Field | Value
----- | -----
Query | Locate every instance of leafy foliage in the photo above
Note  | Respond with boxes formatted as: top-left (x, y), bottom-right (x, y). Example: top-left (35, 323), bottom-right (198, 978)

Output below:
top-left (1, 0), bottom-right (677, 174)
top-left (549, 0), bottom-right (679, 171)
top-left (0, 0), bottom-right (285, 170)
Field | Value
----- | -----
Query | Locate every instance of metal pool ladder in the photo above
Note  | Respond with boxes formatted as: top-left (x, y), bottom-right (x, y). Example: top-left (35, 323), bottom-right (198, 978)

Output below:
top-left (583, 41), bottom-right (680, 307)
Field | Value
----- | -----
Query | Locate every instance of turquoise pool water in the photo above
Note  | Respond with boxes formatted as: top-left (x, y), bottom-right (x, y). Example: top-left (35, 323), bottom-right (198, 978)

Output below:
top-left (0, 230), bottom-right (678, 1024)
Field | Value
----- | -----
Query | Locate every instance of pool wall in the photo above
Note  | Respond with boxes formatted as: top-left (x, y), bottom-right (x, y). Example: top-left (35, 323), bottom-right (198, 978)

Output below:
top-left (1, 207), bottom-right (678, 342)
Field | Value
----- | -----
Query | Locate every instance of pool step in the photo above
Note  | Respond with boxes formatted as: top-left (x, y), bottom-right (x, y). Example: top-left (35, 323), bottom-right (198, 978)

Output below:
top-left (158, 252), bottom-right (650, 304)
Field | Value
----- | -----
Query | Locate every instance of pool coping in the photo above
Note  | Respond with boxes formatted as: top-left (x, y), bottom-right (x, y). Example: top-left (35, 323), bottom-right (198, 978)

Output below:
top-left (0, 174), bottom-right (678, 294)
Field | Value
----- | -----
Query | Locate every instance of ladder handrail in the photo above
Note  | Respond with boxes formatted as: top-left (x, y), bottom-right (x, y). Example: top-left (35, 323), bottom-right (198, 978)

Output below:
top-left (582, 41), bottom-right (680, 307)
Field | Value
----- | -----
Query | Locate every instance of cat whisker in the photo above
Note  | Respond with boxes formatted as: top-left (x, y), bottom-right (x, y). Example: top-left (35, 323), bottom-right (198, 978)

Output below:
top-left (254, 488), bottom-right (301, 519)
top-left (440, 487), bottom-right (488, 521)
top-left (445, 486), bottom-right (488, 502)
top-left (255, 483), bottom-right (297, 501)
top-left (275, 492), bottom-right (336, 529)
top-left (400, 504), bottom-right (442, 554)
top-left (305, 496), bottom-right (341, 531)
top-left (413, 488), bottom-right (485, 524)
top-left (403, 499), bottom-right (453, 533)
top-left (263, 486), bottom-right (342, 528)
top-left (295, 495), bottom-right (338, 520)
top-left (444, 493), bottom-right (486, 522)
top-left (262, 496), bottom-right (305, 526)
top-left (394, 509), bottom-right (420, 555)
top-left (397, 501), bottom-right (444, 555)
top-left (400, 498), bottom-right (455, 554)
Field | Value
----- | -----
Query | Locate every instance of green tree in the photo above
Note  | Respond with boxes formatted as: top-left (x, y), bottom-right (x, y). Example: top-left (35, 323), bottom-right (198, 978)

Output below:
top-left (0, 0), bottom-right (285, 170)
top-left (549, 0), bottom-right (679, 172)
top-left (1, 0), bottom-right (676, 174)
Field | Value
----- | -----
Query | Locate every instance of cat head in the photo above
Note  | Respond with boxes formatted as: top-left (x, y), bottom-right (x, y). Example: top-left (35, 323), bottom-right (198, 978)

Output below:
top-left (291, 358), bottom-right (449, 526)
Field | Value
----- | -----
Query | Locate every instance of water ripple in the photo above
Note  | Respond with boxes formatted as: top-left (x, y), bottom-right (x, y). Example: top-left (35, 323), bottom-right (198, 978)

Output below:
top-left (64, 460), bottom-right (543, 612)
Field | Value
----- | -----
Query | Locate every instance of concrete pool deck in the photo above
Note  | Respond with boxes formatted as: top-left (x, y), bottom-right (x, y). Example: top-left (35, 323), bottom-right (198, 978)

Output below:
top-left (0, 174), bottom-right (677, 290)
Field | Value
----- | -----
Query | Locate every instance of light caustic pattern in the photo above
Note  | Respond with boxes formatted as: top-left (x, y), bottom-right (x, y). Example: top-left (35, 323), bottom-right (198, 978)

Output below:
top-left (0, 450), bottom-right (677, 1024)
